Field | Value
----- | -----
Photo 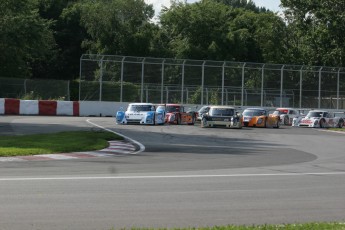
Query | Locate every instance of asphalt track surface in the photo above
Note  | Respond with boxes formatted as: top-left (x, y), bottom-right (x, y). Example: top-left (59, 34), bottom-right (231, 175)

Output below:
top-left (0, 116), bottom-right (345, 230)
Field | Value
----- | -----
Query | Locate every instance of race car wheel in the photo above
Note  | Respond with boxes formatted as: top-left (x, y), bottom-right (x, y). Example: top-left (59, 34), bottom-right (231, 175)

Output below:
top-left (189, 115), bottom-right (196, 125)
top-left (283, 115), bottom-right (289, 125)
top-left (177, 115), bottom-right (181, 125)
top-left (264, 119), bottom-right (267, 128)
top-left (273, 120), bottom-right (280, 128)
top-left (338, 120), bottom-right (344, 128)
top-left (319, 119), bottom-right (325, 128)
top-left (201, 118), bottom-right (207, 128)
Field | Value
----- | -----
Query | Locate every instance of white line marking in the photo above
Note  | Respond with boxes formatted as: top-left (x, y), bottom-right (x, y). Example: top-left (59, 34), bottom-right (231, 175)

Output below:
top-left (35, 154), bottom-right (77, 160)
top-left (317, 129), bottom-right (345, 134)
top-left (86, 119), bottom-right (145, 154)
top-left (169, 143), bottom-right (259, 149)
top-left (1, 172), bottom-right (345, 181)
top-left (0, 157), bottom-right (26, 162)
top-left (99, 149), bottom-right (132, 154)
top-left (105, 146), bottom-right (136, 150)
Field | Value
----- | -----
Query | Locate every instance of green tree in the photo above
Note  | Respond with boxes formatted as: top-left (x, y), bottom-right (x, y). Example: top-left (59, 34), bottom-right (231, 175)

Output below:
top-left (227, 9), bottom-right (287, 63)
top-left (79, 0), bottom-right (156, 56)
top-left (212, 0), bottom-right (269, 12)
top-left (160, 0), bottom-right (287, 63)
top-left (35, 0), bottom-right (86, 80)
top-left (0, 0), bottom-right (55, 78)
top-left (281, 0), bottom-right (345, 67)
top-left (160, 0), bottom-right (234, 60)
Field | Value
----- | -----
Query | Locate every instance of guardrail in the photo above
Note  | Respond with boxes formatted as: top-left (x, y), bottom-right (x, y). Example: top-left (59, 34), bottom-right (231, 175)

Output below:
top-left (2, 98), bottom-right (345, 117)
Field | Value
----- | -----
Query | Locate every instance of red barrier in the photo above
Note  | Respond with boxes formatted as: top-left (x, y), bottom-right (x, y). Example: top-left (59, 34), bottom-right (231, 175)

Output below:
top-left (3, 98), bottom-right (81, 116)
top-left (5, 98), bottom-right (20, 115)
top-left (73, 101), bottom-right (79, 116)
top-left (39, 100), bottom-right (57, 115)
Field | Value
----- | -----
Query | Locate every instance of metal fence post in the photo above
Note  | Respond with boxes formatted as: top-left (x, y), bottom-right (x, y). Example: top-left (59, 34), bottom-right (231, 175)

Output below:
top-left (79, 56), bottom-right (82, 101)
top-left (99, 56), bottom-right (104, 102)
top-left (141, 58), bottom-right (145, 103)
top-left (186, 88), bottom-right (189, 104)
top-left (318, 67), bottom-right (323, 108)
top-left (280, 65), bottom-right (285, 107)
top-left (181, 60), bottom-right (186, 104)
top-left (221, 62), bottom-right (225, 105)
top-left (201, 61), bottom-right (205, 105)
top-left (146, 84), bottom-right (148, 102)
top-left (120, 56), bottom-right (125, 102)
top-left (161, 59), bottom-right (165, 104)
top-left (225, 89), bottom-right (228, 105)
top-left (299, 66), bottom-right (303, 109)
top-left (261, 64), bottom-right (265, 107)
top-left (165, 86), bottom-right (169, 103)
top-left (241, 63), bottom-right (246, 107)
top-left (24, 79), bottom-right (27, 96)
top-left (67, 80), bottom-right (70, 101)
top-left (337, 68), bottom-right (340, 109)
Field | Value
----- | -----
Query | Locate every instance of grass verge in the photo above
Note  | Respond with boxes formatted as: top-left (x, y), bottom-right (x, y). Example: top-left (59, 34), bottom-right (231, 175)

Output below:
top-left (328, 128), bottom-right (345, 132)
top-left (117, 222), bottom-right (345, 230)
top-left (0, 130), bottom-right (123, 157)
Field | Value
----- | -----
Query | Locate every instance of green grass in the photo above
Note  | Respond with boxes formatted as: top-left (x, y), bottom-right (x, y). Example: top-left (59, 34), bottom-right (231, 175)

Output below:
top-left (114, 222), bottom-right (345, 230)
top-left (112, 222), bottom-right (345, 230)
top-left (328, 128), bottom-right (345, 132)
top-left (0, 131), bottom-right (123, 157)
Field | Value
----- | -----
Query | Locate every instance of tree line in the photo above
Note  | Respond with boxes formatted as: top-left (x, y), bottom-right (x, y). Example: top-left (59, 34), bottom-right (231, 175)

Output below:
top-left (1, 0), bottom-right (345, 81)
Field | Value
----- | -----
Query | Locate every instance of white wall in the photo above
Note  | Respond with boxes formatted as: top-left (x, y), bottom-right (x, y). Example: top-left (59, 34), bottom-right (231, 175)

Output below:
top-left (79, 101), bottom-right (129, 117)
top-left (0, 98), bottom-right (4, 115)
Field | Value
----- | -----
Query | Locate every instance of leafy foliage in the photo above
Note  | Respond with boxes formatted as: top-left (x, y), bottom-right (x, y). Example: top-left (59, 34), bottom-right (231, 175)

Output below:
top-left (0, 0), bottom-right (55, 78)
top-left (1, 0), bottom-right (344, 87)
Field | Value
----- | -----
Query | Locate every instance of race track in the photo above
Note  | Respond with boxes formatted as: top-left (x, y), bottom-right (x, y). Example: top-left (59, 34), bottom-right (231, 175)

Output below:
top-left (1, 116), bottom-right (345, 230)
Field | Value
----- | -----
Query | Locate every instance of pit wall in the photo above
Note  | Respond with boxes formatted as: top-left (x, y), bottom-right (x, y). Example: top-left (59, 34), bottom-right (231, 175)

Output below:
top-left (0, 98), bottom-right (201, 117)
top-left (1, 98), bottom-right (342, 117)
top-left (0, 98), bottom-right (129, 117)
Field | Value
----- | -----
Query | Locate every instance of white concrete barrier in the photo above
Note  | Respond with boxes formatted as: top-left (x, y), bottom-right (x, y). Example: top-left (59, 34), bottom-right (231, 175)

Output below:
top-left (57, 101), bottom-right (74, 116)
top-left (20, 100), bottom-right (39, 115)
top-left (0, 98), bottom-right (4, 115)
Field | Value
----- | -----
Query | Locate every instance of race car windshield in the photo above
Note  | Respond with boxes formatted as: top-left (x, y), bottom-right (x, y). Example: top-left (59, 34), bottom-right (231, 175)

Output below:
top-left (273, 110), bottom-right (288, 115)
top-left (243, 110), bottom-right (266, 116)
top-left (128, 105), bottom-right (154, 112)
top-left (198, 106), bottom-right (210, 114)
top-left (209, 108), bottom-right (234, 116)
top-left (166, 106), bottom-right (180, 113)
top-left (156, 106), bottom-right (165, 112)
top-left (307, 111), bottom-right (323, 117)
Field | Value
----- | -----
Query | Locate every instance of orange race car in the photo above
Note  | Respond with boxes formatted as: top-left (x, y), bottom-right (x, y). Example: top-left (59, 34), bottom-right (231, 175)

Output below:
top-left (241, 108), bottom-right (280, 128)
top-left (156, 104), bottom-right (196, 125)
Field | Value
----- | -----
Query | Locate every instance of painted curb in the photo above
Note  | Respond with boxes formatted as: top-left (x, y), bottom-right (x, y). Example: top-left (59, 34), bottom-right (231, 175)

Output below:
top-left (0, 140), bottom-right (136, 162)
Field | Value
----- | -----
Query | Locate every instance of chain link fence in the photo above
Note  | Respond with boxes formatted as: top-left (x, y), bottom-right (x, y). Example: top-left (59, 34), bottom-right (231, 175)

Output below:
top-left (2, 55), bottom-right (344, 110)
top-left (79, 54), bottom-right (345, 109)
top-left (0, 77), bottom-right (71, 100)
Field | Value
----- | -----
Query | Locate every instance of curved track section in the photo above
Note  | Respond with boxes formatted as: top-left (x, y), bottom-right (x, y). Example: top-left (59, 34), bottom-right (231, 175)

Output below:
top-left (0, 116), bottom-right (345, 230)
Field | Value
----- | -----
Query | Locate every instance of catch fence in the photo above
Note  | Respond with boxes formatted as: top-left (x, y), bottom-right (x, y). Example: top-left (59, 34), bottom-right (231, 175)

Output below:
top-left (79, 54), bottom-right (345, 109)
top-left (0, 77), bottom-right (71, 100)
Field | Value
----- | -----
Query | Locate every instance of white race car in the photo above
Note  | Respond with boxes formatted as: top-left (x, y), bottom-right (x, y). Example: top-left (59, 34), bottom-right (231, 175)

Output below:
top-left (272, 108), bottom-right (302, 125)
top-left (196, 105), bottom-right (210, 121)
top-left (201, 106), bottom-right (242, 129)
top-left (116, 103), bottom-right (165, 125)
top-left (292, 110), bottom-right (344, 128)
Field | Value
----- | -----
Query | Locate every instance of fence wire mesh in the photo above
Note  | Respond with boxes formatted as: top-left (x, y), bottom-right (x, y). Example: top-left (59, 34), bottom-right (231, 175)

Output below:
top-left (0, 77), bottom-right (70, 100)
top-left (79, 54), bottom-right (345, 109)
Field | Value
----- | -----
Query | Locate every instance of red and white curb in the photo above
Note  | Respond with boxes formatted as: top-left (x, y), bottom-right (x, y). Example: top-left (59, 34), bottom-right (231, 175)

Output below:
top-left (0, 141), bottom-right (137, 162)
